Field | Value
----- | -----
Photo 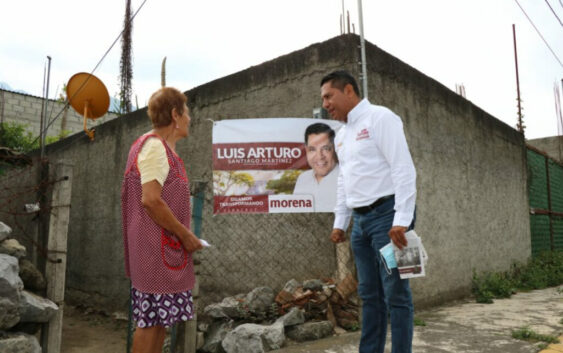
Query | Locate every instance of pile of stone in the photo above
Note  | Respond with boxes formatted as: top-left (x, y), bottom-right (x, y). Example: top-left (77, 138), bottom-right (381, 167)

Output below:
top-left (0, 221), bottom-right (58, 353)
top-left (198, 276), bottom-right (359, 353)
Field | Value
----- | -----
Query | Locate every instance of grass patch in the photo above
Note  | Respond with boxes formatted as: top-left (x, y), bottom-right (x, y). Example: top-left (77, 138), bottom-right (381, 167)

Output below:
top-left (413, 317), bottom-right (426, 326)
top-left (472, 251), bottom-right (563, 303)
top-left (511, 326), bottom-right (559, 344)
top-left (537, 342), bottom-right (548, 350)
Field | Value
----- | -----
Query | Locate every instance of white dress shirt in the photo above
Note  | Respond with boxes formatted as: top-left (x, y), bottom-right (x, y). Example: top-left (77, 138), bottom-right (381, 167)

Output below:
top-left (333, 99), bottom-right (416, 230)
top-left (293, 164), bottom-right (340, 212)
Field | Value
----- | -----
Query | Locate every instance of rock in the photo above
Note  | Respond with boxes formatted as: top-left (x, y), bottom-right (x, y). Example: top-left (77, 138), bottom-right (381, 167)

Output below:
top-left (0, 254), bottom-right (23, 302)
top-left (18, 290), bottom-right (58, 323)
top-left (275, 307), bottom-right (305, 327)
top-left (196, 331), bottom-right (205, 349)
top-left (112, 311), bottom-right (128, 321)
top-left (200, 320), bottom-right (233, 353)
top-left (282, 279), bottom-right (300, 293)
top-left (0, 239), bottom-right (26, 259)
top-left (18, 259), bottom-right (46, 293)
top-left (203, 296), bottom-right (246, 320)
top-left (198, 321), bottom-right (210, 333)
top-left (219, 296), bottom-right (245, 318)
top-left (303, 279), bottom-right (324, 292)
top-left (245, 287), bottom-right (274, 313)
top-left (0, 332), bottom-right (41, 353)
top-left (286, 321), bottom-right (334, 342)
top-left (11, 322), bottom-right (42, 335)
top-left (221, 322), bottom-right (284, 353)
top-left (204, 303), bottom-right (229, 320)
top-left (0, 222), bottom-right (11, 242)
top-left (0, 297), bottom-right (20, 330)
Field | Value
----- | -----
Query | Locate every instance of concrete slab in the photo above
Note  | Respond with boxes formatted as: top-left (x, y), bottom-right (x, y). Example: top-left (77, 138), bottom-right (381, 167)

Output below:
top-left (273, 286), bottom-right (563, 353)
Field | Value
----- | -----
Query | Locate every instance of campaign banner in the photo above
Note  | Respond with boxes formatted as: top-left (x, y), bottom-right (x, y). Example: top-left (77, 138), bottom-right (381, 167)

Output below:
top-left (212, 118), bottom-right (343, 214)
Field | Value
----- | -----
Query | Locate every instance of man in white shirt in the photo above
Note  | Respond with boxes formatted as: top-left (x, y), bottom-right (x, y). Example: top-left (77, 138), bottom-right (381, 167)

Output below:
top-left (321, 71), bottom-right (417, 353)
top-left (293, 123), bottom-right (339, 212)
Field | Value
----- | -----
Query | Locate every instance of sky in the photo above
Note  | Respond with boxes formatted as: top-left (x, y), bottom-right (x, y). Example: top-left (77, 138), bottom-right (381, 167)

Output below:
top-left (1, 0), bottom-right (562, 139)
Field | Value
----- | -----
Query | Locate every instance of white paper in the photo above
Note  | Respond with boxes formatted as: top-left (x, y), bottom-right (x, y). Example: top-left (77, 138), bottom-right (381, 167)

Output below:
top-left (200, 239), bottom-right (211, 247)
top-left (394, 230), bottom-right (427, 279)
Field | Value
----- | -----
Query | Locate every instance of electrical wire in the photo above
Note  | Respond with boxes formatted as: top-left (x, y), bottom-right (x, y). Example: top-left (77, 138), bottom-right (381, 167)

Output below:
top-left (544, 0), bottom-right (563, 26)
top-left (514, 0), bottom-right (563, 69)
top-left (33, 0), bottom-right (148, 147)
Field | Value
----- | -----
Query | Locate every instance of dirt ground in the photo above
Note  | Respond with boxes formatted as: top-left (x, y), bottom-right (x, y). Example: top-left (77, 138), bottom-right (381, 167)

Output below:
top-left (61, 305), bottom-right (129, 353)
top-left (60, 286), bottom-right (563, 353)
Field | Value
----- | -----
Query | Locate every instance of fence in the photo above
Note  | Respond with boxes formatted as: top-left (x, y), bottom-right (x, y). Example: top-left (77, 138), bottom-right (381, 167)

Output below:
top-left (527, 145), bottom-right (563, 256)
top-left (0, 153), bottom-right (73, 352)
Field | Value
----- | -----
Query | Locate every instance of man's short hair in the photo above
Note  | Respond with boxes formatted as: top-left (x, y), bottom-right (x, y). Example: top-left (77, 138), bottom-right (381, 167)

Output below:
top-left (305, 123), bottom-right (335, 146)
top-left (320, 70), bottom-right (360, 97)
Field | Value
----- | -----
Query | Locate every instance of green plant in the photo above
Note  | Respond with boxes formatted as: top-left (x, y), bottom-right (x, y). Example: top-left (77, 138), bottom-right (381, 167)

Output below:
top-left (472, 270), bottom-right (515, 303)
top-left (514, 252), bottom-right (563, 290)
top-left (511, 326), bottom-right (559, 344)
top-left (472, 251), bottom-right (563, 303)
top-left (413, 317), bottom-right (426, 326)
top-left (0, 122), bottom-right (38, 153)
top-left (537, 342), bottom-right (548, 350)
top-left (347, 322), bottom-right (360, 331)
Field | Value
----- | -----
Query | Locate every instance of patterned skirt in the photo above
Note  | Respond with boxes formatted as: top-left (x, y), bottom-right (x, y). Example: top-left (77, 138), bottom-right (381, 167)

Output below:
top-left (131, 287), bottom-right (194, 328)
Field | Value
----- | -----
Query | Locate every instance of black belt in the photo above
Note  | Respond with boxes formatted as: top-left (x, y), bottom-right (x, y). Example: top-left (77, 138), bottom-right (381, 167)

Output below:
top-left (353, 195), bottom-right (394, 214)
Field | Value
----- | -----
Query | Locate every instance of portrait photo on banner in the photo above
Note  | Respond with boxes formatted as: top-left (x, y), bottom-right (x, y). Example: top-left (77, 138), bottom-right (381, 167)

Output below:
top-left (212, 118), bottom-right (343, 214)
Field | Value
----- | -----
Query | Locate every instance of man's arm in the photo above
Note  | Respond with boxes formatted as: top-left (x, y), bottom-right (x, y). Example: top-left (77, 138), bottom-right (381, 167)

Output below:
top-left (376, 111), bottom-right (417, 249)
top-left (331, 163), bottom-right (352, 242)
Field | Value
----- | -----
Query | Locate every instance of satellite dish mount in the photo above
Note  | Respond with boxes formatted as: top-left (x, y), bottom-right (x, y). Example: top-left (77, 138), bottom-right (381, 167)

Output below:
top-left (66, 73), bottom-right (110, 141)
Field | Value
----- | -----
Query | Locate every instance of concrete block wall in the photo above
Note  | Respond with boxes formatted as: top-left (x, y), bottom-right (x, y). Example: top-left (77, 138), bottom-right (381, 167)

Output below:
top-left (0, 89), bottom-right (118, 139)
top-left (31, 34), bottom-right (530, 311)
top-left (528, 136), bottom-right (563, 163)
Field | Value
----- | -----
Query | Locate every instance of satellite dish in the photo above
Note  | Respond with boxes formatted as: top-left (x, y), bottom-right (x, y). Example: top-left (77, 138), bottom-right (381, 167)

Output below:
top-left (66, 72), bottom-right (110, 141)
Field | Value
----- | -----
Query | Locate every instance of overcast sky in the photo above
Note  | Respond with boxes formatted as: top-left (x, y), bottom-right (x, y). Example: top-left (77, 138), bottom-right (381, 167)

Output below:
top-left (1, 0), bottom-right (562, 139)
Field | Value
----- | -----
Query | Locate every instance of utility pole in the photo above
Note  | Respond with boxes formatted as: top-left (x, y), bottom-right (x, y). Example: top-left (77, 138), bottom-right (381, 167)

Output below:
top-left (358, 0), bottom-right (368, 99)
top-left (512, 24), bottom-right (524, 134)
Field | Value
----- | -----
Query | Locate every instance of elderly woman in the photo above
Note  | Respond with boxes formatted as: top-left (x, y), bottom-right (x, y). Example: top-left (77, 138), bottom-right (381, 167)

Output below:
top-left (121, 87), bottom-right (202, 352)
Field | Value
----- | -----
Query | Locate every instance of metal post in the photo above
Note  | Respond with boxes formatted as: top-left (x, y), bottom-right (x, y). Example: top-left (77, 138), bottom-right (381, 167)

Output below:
top-left (512, 25), bottom-right (524, 134)
top-left (40, 56), bottom-right (52, 159)
top-left (341, 0), bottom-right (345, 34)
top-left (358, 0), bottom-right (368, 99)
top-left (545, 157), bottom-right (554, 251)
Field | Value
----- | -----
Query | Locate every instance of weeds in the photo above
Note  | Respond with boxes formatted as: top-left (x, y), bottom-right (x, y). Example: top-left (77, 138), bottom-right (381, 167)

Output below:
top-left (472, 251), bottom-right (563, 303)
top-left (414, 317), bottom-right (426, 326)
top-left (537, 343), bottom-right (548, 350)
top-left (511, 326), bottom-right (559, 344)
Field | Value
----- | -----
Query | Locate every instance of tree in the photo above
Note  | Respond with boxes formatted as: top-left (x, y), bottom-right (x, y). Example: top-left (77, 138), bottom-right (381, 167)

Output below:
top-left (0, 122), bottom-right (37, 153)
top-left (119, 0), bottom-right (133, 114)
top-left (266, 170), bottom-right (302, 194)
top-left (213, 171), bottom-right (255, 196)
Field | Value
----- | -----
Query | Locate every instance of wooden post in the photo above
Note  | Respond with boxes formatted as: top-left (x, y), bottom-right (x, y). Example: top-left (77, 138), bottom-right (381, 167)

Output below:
top-left (183, 274), bottom-right (199, 353)
top-left (41, 161), bottom-right (73, 353)
top-left (336, 241), bottom-right (354, 281)
top-left (180, 185), bottom-right (205, 353)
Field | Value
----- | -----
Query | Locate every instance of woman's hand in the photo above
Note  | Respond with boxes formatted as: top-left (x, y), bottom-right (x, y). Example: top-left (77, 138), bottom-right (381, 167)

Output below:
top-left (179, 229), bottom-right (203, 253)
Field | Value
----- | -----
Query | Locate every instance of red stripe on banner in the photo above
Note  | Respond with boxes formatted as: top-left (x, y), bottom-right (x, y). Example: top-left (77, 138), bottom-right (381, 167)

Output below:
top-left (213, 143), bottom-right (308, 170)
top-left (214, 195), bottom-right (269, 214)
